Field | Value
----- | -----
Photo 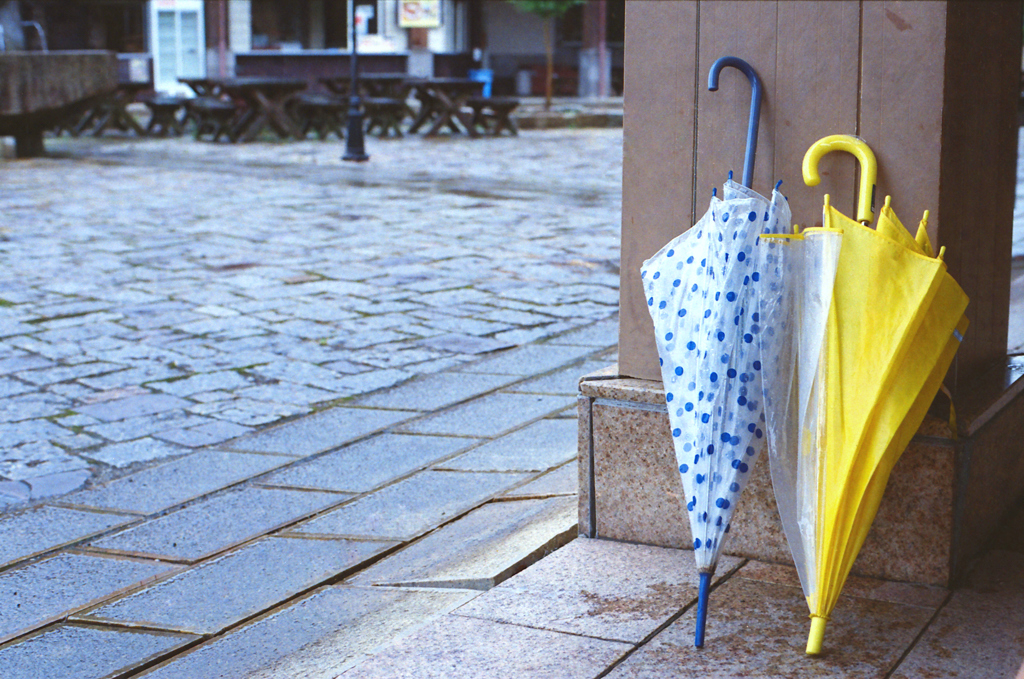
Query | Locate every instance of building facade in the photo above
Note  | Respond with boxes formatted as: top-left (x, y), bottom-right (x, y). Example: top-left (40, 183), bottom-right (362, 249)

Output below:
top-left (9, 0), bottom-right (623, 96)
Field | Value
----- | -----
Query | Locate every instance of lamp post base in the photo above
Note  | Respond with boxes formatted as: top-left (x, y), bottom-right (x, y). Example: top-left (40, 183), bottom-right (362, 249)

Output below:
top-left (342, 102), bottom-right (369, 162)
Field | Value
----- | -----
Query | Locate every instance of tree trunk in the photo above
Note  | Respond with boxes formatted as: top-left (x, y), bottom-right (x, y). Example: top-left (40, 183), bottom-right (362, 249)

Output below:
top-left (544, 17), bottom-right (553, 111)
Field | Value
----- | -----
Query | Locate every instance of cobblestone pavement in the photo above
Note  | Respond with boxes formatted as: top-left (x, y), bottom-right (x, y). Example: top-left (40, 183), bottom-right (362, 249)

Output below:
top-left (0, 129), bottom-right (621, 503)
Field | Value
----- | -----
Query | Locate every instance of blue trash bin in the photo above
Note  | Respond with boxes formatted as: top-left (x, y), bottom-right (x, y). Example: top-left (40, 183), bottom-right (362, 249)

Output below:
top-left (468, 69), bottom-right (493, 98)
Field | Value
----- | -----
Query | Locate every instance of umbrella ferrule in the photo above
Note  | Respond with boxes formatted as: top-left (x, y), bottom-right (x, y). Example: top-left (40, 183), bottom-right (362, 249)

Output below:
top-left (806, 615), bottom-right (828, 655)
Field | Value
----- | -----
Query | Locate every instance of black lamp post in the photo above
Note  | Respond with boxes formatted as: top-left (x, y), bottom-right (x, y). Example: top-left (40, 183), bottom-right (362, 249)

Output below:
top-left (342, 0), bottom-right (369, 162)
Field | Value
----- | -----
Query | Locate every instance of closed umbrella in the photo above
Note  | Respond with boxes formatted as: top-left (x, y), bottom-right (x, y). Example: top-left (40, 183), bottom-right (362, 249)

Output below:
top-left (758, 135), bottom-right (969, 655)
top-left (642, 56), bottom-right (790, 648)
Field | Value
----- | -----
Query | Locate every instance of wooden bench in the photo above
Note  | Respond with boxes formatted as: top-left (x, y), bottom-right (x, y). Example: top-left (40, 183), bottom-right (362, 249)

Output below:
top-left (468, 96), bottom-right (520, 136)
top-left (143, 96), bottom-right (186, 136)
top-left (291, 93), bottom-right (347, 140)
top-left (187, 97), bottom-right (241, 142)
top-left (363, 97), bottom-right (406, 138)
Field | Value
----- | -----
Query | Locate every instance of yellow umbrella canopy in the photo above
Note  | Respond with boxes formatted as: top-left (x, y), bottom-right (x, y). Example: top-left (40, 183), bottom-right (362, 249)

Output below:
top-left (758, 135), bottom-right (969, 655)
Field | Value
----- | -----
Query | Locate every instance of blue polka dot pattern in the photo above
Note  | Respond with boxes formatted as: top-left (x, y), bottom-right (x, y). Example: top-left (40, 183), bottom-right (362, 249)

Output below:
top-left (640, 178), bottom-right (791, 573)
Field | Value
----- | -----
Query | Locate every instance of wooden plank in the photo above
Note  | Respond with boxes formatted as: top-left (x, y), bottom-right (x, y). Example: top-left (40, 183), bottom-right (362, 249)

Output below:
top-left (937, 1), bottom-right (1021, 383)
top-left (860, 1), bottom-right (946, 233)
top-left (618, 0), bottom-right (699, 381)
top-left (774, 1), bottom-right (861, 227)
top-left (694, 0), bottom-right (778, 198)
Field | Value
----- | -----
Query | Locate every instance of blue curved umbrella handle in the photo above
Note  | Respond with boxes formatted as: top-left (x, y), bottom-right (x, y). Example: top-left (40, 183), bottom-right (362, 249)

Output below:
top-left (708, 56), bottom-right (763, 189)
top-left (695, 571), bottom-right (712, 648)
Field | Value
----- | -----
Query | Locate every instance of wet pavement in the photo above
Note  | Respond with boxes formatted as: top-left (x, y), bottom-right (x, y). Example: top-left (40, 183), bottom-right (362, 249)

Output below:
top-left (0, 128), bottom-right (621, 500)
top-left (0, 126), bottom-right (621, 677)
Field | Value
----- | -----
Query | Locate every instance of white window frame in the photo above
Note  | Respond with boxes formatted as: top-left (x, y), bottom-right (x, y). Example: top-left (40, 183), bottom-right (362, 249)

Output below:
top-left (148, 0), bottom-right (206, 95)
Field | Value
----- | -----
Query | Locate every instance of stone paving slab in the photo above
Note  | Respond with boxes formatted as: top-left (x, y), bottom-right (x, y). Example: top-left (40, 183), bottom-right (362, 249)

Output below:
top-left (503, 359), bottom-right (610, 396)
top-left (546, 318), bottom-right (620, 347)
top-left (457, 538), bottom-right (740, 644)
top-left (0, 624), bottom-right (198, 679)
top-left (890, 550), bottom-right (1024, 679)
top-left (75, 392), bottom-right (193, 422)
top-left (459, 344), bottom-right (599, 377)
top-left (80, 437), bottom-right (190, 468)
top-left (138, 586), bottom-right (478, 679)
top-left (604, 570), bottom-right (937, 679)
top-left (0, 505), bottom-right (136, 570)
top-left (227, 407), bottom-right (416, 457)
top-left (292, 470), bottom-right (531, 540)
top-left (398, 393), bottom-right (574, 437)
top-left (0, 553), bottom-right (176, 644)
top-left (79, 536), bottom-right (397, 635)
top-left (890, 587), bottom-right (1024, 679)
top-left (351, 371), bottom-right (519, 412)
top-left (0, 130), bottom-right (621, 492)
top-left (337, 612), bottom-right (632, 679)
top-left (87, 486), bottom-right (345, 562)
top-left (8, 468), bottom-right (91, 503)
top-left (58, 449), bottom-right (292, 515)
top-left (348, 496), bottom-right (577, 590)
top-left (436, 418), bottom-right (577, 472)
top-left (736, 560), bottom-right (949, 609)
top-left (504, 460), bottom-right (578, 498)
top-left (257, 433), bottom-right (479, 493)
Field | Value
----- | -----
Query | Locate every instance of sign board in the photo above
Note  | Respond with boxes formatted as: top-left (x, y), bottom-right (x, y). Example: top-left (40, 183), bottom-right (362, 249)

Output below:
top-left (398, 0), bottom-right (442, 28)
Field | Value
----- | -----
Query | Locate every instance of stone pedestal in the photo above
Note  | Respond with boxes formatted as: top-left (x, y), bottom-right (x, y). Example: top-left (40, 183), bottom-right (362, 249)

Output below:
top-left (579, 359), bottom-right (1024, 586)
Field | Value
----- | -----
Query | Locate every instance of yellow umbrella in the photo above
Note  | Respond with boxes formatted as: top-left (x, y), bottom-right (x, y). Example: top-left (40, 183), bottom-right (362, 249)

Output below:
top-left (758, 135), bottom-right (969, 655)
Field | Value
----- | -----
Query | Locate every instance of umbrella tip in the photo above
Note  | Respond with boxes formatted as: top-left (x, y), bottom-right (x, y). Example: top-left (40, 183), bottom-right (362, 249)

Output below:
top-left (806, 615), bottom-right (827, 655)
top-left (728, 169), bottom-right (734, 181)
top-left (712, 187), bottom-right (717, 198)
top-left (775, 179), bottom-right (783, 191)
top-left (694, 572), bottom-right (713, 648)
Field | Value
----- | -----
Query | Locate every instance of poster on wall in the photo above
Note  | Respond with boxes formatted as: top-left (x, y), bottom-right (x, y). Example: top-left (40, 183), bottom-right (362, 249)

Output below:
top-left (398, 0), bottom-right (442, 28)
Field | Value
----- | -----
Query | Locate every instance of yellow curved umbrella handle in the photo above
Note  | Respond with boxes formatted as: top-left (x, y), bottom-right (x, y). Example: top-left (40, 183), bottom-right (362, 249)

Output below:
top-left (802, 135), bottom-right (877, 225)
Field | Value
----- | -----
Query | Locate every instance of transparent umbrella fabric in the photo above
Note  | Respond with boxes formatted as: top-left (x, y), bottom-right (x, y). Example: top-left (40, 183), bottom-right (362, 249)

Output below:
top-left (642, 179), bottom-right (792, 573)
top-left (756, 225), bottom-right (842, 608)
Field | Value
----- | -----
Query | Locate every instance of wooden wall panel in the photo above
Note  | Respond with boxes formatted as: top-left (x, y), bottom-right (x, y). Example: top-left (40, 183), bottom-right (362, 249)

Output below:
top-left (860, 1), bottom-right (946, 235)
top-left (619, 0), bottom-right (1020, 387)
top-left (619, 1), bottom-right (699, 380)
top-left (774, 1), bottom-right (861, 227)
top-left (694, 1), bottom-right (778, 198)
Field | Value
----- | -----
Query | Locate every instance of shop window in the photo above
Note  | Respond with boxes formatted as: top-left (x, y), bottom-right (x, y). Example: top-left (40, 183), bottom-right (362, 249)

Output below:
top-left (251, 0), bottom-right (309, 50)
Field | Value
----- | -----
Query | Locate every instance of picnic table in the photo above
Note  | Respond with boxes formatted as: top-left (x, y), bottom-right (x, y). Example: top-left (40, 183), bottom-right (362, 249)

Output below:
top-left (406, 78), bottom-right (486, 137)
top-left (319, 73), bottom-right (411, 99)
top-left (178, 78), bottom-right (223, 97)
top-left (70, 82), bottom-right (150, 137)
top-left (212, 76), bottom-right (307, 142)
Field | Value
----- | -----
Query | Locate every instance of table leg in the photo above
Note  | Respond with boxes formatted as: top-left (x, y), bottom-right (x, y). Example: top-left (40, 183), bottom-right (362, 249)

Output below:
top-left (424, 91), bottom-right (463, 136)
top-left (232, 105), bottom-right (263, 143)
top-left (408, 91), bottom-right (438, 133)
top-left (114, 99), bottom-right (147, 136)
top-left (255, 90), bottom-right (302, 140)
top-left (425, 92), bottom-right (479, 138)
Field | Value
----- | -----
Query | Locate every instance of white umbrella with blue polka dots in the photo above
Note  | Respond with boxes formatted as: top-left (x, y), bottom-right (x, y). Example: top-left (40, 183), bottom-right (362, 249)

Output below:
top-left (642, 176), bottom-right (791, 647)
